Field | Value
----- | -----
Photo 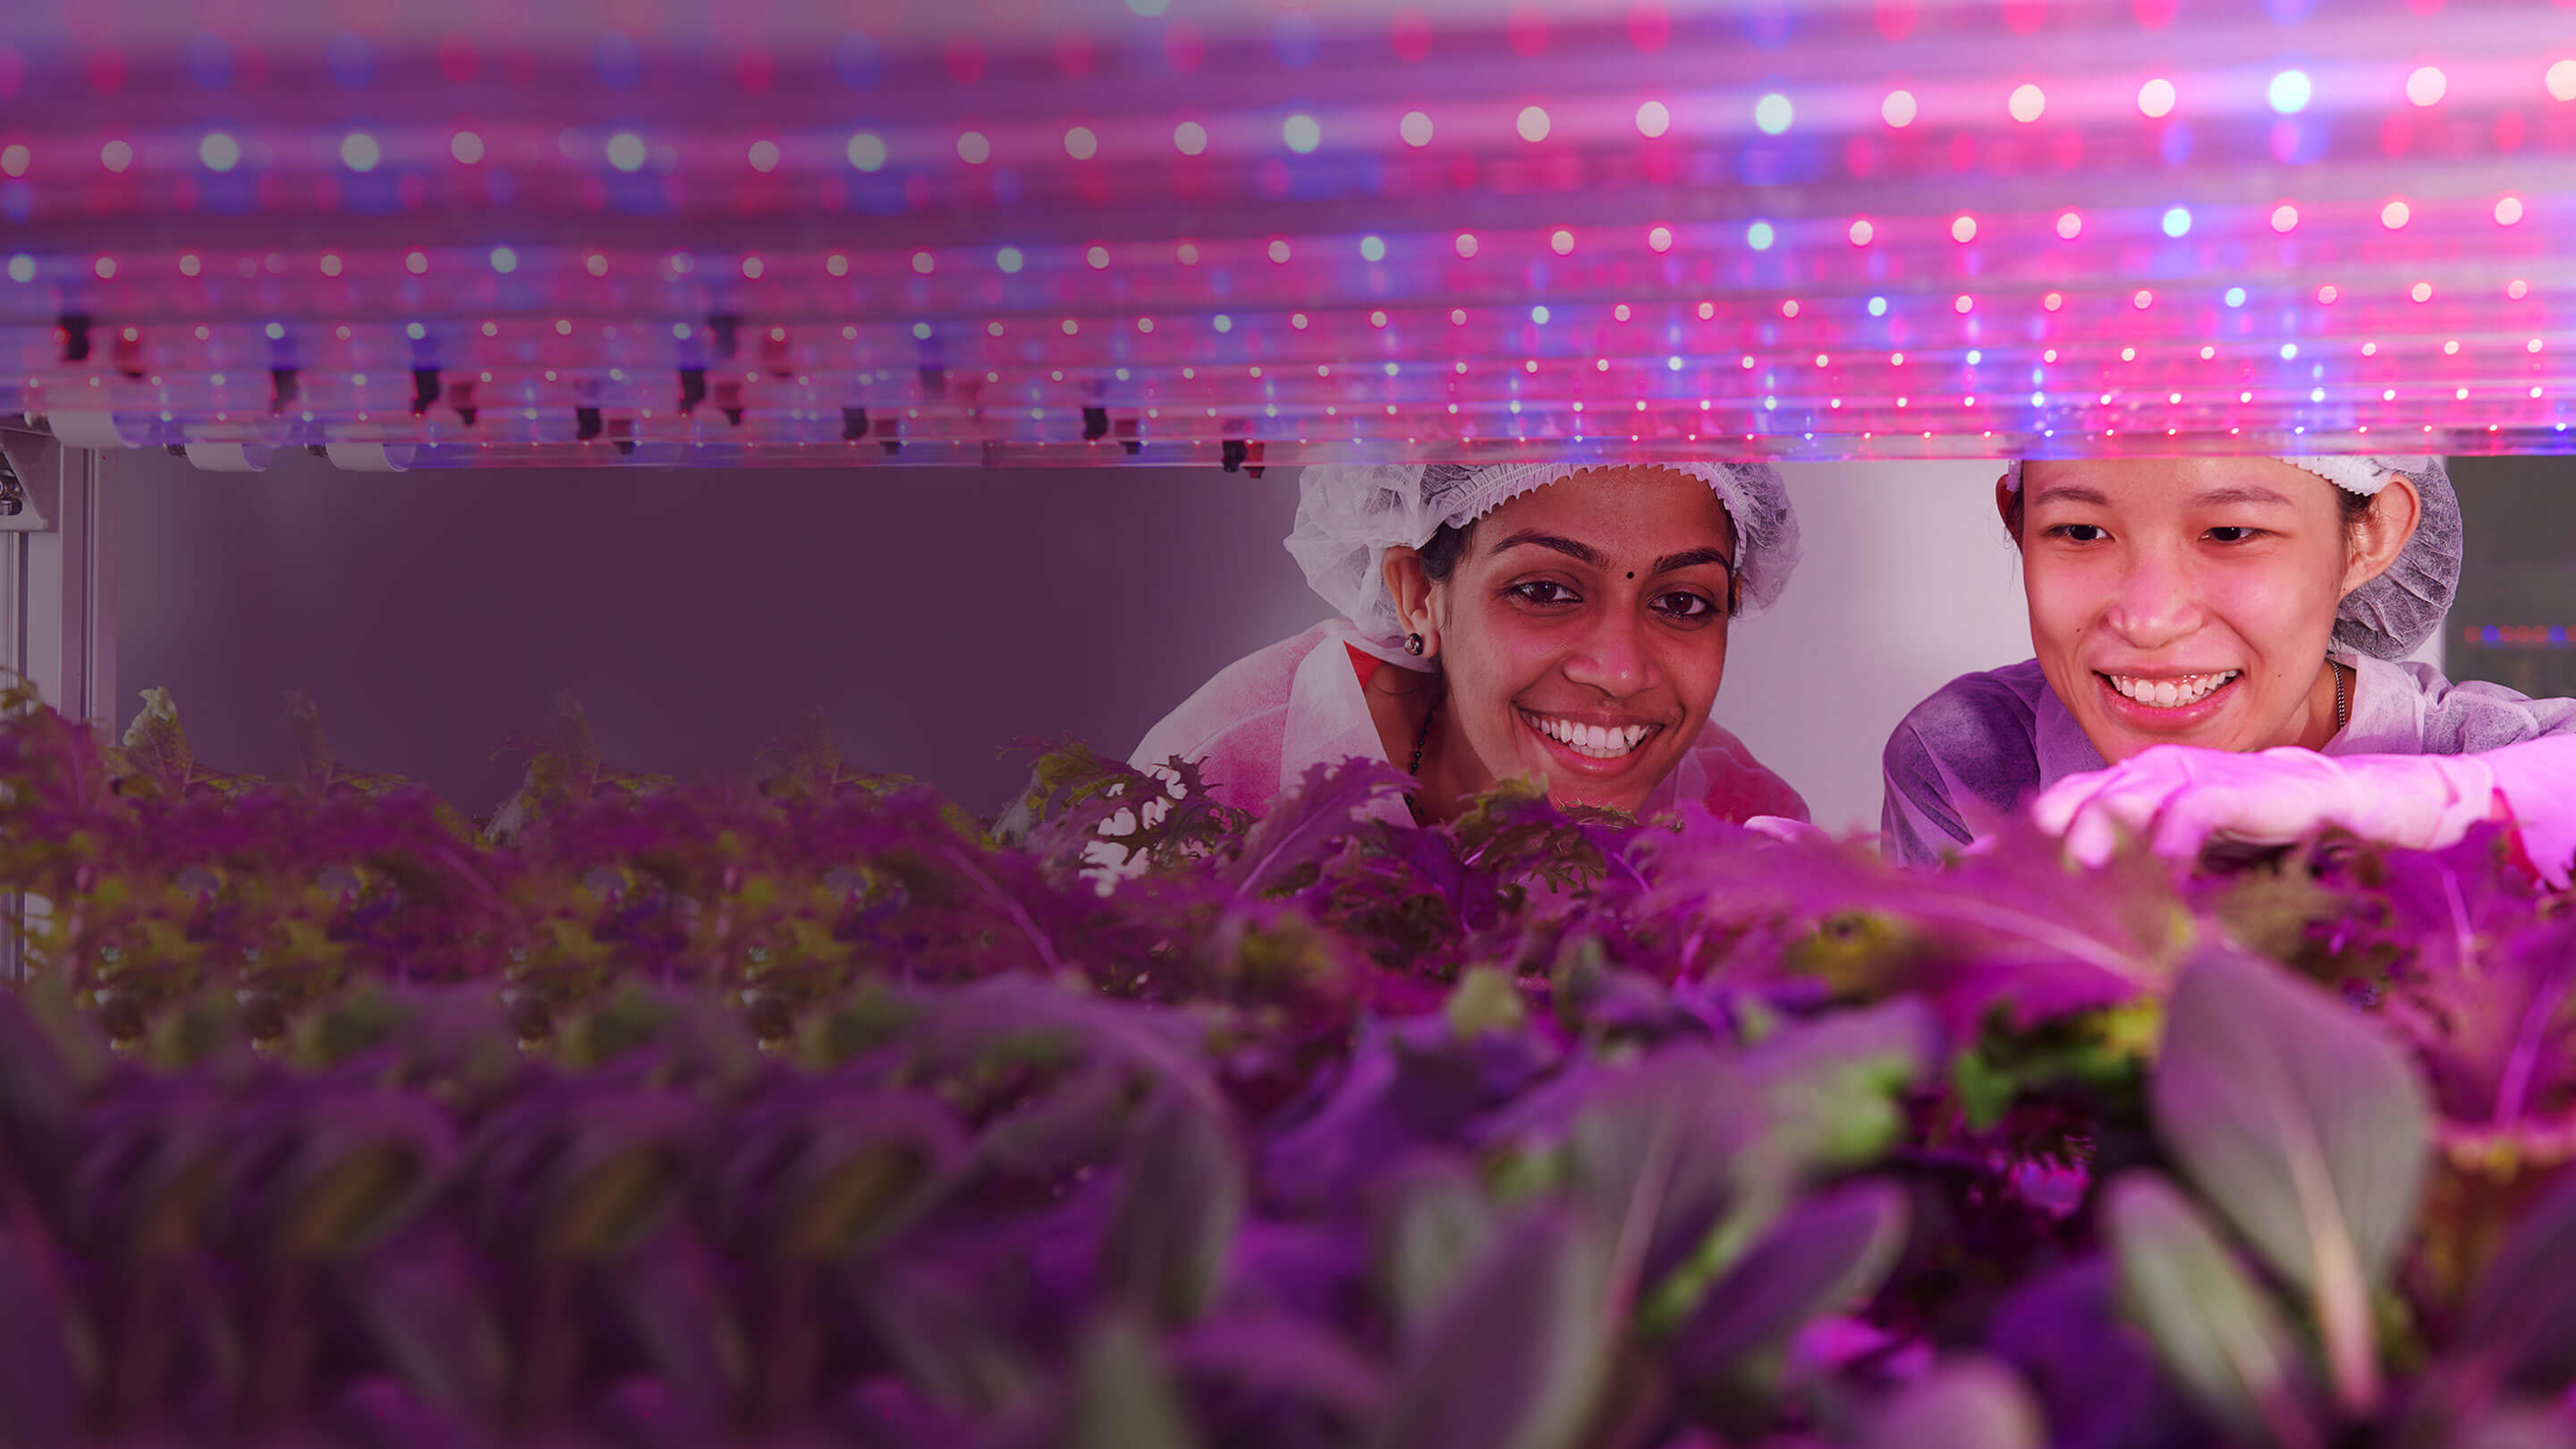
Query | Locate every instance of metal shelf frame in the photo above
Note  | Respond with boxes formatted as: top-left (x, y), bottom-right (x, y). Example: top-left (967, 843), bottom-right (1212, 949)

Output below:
top-left (0, 425), bottom-right (115, 982)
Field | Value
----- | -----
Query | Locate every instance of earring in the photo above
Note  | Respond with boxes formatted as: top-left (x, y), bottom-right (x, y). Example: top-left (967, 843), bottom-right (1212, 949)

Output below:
top-left (1403, 632), bottom-right (1425, 656)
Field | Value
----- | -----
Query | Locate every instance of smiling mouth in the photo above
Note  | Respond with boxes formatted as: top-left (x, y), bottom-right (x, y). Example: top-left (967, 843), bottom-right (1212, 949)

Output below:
top-left (2098, 670), bottom-right (2241, 709)
top-left (1518, 708), bottom-right (1663, 760)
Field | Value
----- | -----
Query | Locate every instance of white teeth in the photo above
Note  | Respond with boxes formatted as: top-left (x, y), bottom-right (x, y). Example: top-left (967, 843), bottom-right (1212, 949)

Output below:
top-left (2107, 671), bottom-right (2240, 708)
top-left (1523, 711), bottom-right (1657, 760)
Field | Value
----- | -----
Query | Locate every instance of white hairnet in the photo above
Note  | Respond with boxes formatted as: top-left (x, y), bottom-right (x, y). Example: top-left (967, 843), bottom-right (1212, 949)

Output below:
top-left (2002, 455), bottom-right (2461, 660)
top-left (1284, 462), bottom-right (1801, 657)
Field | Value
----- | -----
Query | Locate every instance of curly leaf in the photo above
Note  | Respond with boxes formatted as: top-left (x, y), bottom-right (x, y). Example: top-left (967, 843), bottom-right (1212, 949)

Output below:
top-left (1227, 758), bottom-right (1412, 899)
top-left (116, 685), bottom-right (193, 789)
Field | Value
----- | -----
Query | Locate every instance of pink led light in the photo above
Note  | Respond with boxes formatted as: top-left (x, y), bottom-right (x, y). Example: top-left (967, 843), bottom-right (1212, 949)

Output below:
top-left (2131, 289), bottom-right (2152, 309)
top-left (405, 251), bottom-right (428, 275)
top-left (100, 140), bottom-right (131, 173)
top-left (826, 253), bottom-right (848, 276)
top-left (2411, 281), bottom-right (2434, 301)
top-left (2380, 199), bottom-right (2411, 229)
top-left (1549, 229), bottom-right (1574, 254)
top-left (2405, 66), bottom-right (2446, 106)
top-left (1950, 215), bottom-right (1977, 242)
top-left (178, 253), bottom-right (200, 276)
top-left (957, 131), bottom-right (992, 165)
top-left (1516, 106), bottom-right (1551, 142)
top-left (1781, 300), bottom-right (1800, 317)
top-left (2055, 211), bottom-right (2081, 240)
top-left (1090, 244), bottom-right (1114, 268)
top-left (93, 256), bottom-right (114, 278)
top-left (911, 250), bottom-right (936, 275)
top-left (2318, 284), bottom-right (2339, 303)
top-left (1174, 122), bottom-right (1208, 156)
top-left (2551, 59), bottom-right (2576, 102)
top-left (1064, 125), bottom-right (1098, 160)
top-left (1454, 233), bottom-right (1478, 258)
top-left (741, 256), bottom-right (765, 279)
top-left (1847, 217), bottom-right (1874, 245)
top-left (1953, 294), bottom-right (1973, 313)
top-left (586, 252), bottom-right (609, 276)
top-left (1882, 89), bottom-right (1918, 127)
top-left (2007, 83), bottom-right (2046, 123)
top-left (2270, 203), bottom-right (2299, 232)
top-left (2496, 195), bottom-right (2526, 225)
top-left (1399, 111), bottom-right (1433, 147)
top-left (2138, 76), bottom-right (2177, 117)
top-left (320, 252), bottom-right (343, 276)
top-left (1634, 100), bottom-right (1671, 138)
top-left (748, 140), bottom-right (780, 173)
top-left (1646, 225), bottom-right (1673, 252)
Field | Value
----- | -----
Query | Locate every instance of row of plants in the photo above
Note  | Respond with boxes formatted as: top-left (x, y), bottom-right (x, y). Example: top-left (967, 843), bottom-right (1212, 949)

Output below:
top-left (2, 678), bottom-right (2574, 1446)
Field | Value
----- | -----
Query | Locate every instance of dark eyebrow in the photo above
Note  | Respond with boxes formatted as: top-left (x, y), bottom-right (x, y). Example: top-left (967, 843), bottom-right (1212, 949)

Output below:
top-left (2029, 484), bottom-right (2111, 508)
top-left (1487, 530), bottom-right (1605, 568)
top-left (2187, 484), bottom-right (2296, 508)
top-left (1651, 547), bottom-right (1735, 576)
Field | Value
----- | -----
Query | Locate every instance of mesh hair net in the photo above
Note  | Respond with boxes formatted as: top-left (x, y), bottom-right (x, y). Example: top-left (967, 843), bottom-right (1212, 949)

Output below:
top-left (1284, 462), bottom-right (1801, 657)
top-left (2002, 455), bottom-right (2461, 660)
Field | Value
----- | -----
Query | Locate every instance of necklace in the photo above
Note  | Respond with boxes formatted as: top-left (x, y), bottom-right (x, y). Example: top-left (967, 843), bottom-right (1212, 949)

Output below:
top-left (1402, 695), bottom-right (1439, 820)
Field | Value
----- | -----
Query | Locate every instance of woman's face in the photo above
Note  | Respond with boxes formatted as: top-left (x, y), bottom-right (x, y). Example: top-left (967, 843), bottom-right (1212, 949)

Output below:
top-left (2012, 457), bottom-right (2399, 762)
top-left (1402, 466), bottom-right (1739, 814)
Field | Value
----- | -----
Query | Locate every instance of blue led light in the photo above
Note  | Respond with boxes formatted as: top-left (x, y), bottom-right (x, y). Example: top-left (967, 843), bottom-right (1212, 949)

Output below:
top-left (2268, 69), bottom-right (2313, 114)
top-left (2224, 286), bottom-right (2247, 307)
top-left (1530, 304), bottom-right (1550, 324)
top-left (2161, 206), bottom-right (2192, 238)
top-left (1746, 220), bottom-right (1776, 250)
top-left (1868, 296), bottom-right (1887, 317)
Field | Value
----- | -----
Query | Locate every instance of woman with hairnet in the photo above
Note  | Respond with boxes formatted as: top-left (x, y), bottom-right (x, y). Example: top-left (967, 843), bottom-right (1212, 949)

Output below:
top-left (1131, 462), bottom-right (1809, 827)
top-left (1880, 455), bottom-right (2576, 880)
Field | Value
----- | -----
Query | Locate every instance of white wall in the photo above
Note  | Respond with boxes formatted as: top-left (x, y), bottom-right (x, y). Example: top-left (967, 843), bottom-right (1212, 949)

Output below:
top-left (109, 453), bottom-right (2438, 839)
top-left (1717, 462), bottom-right (2032, 835)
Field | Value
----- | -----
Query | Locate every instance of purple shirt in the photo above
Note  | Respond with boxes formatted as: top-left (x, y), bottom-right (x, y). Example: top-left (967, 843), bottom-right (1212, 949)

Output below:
top-left (1880, 654), bottom-right (2576, 867)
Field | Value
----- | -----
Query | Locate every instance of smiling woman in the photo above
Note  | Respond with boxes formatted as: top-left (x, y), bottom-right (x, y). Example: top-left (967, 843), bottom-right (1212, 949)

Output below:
top-left (1131, 462), bottom-right (1809, 828)
top-left (1880, 455), bottom-right (2576, 879)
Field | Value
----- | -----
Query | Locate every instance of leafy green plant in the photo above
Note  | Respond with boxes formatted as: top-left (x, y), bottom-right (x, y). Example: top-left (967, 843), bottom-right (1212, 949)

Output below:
top-left (1, 681), bottom-right (2573, 1446)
